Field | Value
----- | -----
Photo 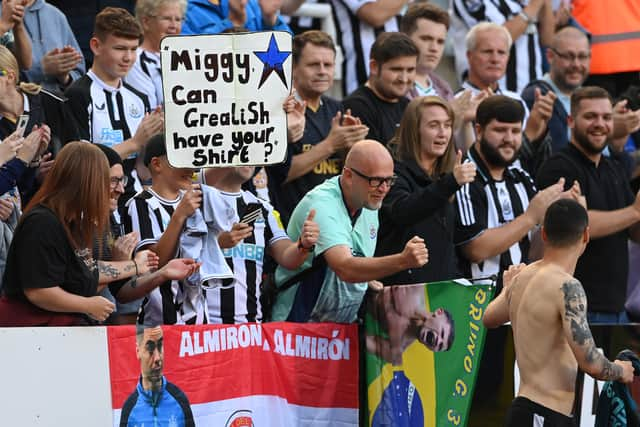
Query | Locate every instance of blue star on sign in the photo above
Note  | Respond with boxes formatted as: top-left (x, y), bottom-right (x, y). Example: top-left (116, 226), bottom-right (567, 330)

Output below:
top-left (253, 34), bottom-right (291, 89)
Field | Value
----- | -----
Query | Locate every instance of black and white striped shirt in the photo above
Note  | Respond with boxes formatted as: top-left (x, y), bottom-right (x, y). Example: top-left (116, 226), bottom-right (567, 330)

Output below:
top-left (205, 190), bottom-right (288, 324)
top-left (65, 70), bottom-right (150, 200)
top-left (330, 0), bottom-right (402, 95)
top-left (125, 188), bottom-right (183, 326)
top-left (124, 48), bottom-right (163, 110)
top-left (281, 0), bottom-right (325, 35)
top-left (454, 144), bottom-right (537, 281)
top-left (450, 0), bottom-right (543, 94)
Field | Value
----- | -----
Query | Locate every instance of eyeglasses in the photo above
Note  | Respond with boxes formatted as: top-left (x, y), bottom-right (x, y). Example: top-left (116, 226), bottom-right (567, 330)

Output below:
top-left (347, 167), bottom-right (397, 188)
top-left (151, 15), bottom-right (183, 24)
top-left (110, 176), bottom-right (128, 188)
top-left (550, 48), bottom-right (590, 63)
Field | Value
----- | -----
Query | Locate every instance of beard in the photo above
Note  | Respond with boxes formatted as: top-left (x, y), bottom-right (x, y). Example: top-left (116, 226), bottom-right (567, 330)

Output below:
top-left (479, 137), bottom-right (519, 168)
top-left (573, 126), bottom-right (608, 155)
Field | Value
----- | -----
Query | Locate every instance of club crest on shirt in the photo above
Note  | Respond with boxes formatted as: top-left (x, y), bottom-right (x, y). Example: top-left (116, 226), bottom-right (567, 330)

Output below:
top-left (129, 103), bottom-right (143, 119)
top-left (464, 0), bottom-right (484, 12)
top-left (370, 223), bottom-right (377, 240)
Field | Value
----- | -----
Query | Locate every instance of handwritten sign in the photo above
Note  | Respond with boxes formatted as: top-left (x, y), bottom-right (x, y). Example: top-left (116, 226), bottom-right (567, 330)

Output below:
top-left (161, 32), bottom-right (292, 168)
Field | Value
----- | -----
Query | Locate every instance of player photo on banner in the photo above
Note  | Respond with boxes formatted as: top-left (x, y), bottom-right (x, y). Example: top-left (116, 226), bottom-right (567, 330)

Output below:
top-left (109, 323), bottom-right (359, 426)
top-left (161, 31), bottom-right (292, 168)
top-left (365, 280), bottom-right (495, 427)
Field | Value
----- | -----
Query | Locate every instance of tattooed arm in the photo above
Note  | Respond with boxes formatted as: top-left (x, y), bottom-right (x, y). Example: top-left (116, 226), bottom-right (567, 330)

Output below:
top-left (97, 250), bottom-right (159, 284)
top-left (560, 279), bottom-right (634, 382)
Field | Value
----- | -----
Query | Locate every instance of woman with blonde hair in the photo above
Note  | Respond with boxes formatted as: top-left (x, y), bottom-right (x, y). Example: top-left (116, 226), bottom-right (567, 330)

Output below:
top-left (375, 96), bottom-right (477, 284)
top-left (0, 45), bottom-right (79, 156)
top-left (0, 142), bottom-right (158, 326)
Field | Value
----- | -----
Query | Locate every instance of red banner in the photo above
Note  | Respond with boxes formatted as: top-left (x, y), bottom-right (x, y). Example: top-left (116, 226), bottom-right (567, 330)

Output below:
top-left (108, 323), bottom-right (359, 426)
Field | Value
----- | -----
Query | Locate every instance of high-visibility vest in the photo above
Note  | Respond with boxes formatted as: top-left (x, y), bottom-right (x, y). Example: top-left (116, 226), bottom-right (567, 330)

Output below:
top-left (572, 0), bottom-right (640, 75)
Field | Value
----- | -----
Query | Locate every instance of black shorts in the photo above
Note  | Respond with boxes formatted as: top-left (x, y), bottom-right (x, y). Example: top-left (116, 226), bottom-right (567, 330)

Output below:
top-left (505, 396), bottom-right (577, 427)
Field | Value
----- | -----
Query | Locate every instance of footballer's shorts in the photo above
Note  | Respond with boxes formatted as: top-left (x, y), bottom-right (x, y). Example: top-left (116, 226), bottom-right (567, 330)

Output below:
top-left (505, 396), bottom-right (576, 427)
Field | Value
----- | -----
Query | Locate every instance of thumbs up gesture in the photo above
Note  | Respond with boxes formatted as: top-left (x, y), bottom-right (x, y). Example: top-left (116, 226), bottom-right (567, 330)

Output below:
top-left (452, 150), bottom-right (476, 186)
top-left (299, 209), bottom-right (319, 250)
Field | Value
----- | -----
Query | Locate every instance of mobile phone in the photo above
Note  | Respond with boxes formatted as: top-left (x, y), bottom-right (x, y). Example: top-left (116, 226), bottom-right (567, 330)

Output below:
top-left (239, 203), bottom-right (263, 225)
top-left (16, 114), bottom-right (29, 137)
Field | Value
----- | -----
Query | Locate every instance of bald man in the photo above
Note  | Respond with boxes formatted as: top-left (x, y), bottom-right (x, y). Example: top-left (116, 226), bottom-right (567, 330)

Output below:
top-left (522, 27), bottom-right (591, 152)
top-left (271, 140), bottom-right (429, 323)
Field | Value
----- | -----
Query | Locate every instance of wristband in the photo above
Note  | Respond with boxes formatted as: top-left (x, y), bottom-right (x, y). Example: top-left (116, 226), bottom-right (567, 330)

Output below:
top-left (133, 259), bottom-right (139, 276)
top-left (297, 237), bottom-right (315, 253)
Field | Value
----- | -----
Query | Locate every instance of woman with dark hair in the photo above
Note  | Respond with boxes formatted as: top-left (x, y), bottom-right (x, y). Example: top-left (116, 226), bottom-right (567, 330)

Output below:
top-left (375, 96), bottom-right (477, 284)
top-left (0, 142), bottom-right (157, 326)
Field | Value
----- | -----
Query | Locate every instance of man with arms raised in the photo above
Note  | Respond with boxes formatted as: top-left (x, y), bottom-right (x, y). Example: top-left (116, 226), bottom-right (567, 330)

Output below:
top-left (483, 198), bottom-right (634, 425)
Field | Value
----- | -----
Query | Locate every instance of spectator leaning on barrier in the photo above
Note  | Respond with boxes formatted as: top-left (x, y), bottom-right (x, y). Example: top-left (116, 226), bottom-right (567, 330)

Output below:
top-left (126, 0), bottom-right (187, 110)
top-left (65, 7), bottom-right (164, 206)
top-left (376, 96), bottom-right (476, 285)
top-left (343, 32), bottom-right (417, 146)
top-left (125, 134), bottom-right (206, 326)
top-left (0, 142), bottom-right (158, 327)
top-left (95, 143), bottom-right (200, 325)
top-left (271, 140), bottom-right (429, 323)
top-left (536, 86), bottom-right (640, 324)
top-left (201, 165), bottom-right (318, 324)
top-left (266, 30), bottom-right (368, 226)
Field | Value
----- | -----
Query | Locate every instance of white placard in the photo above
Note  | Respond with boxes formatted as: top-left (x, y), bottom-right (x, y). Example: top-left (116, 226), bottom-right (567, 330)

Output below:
top-left (161, 32), bottom-right (292, 168)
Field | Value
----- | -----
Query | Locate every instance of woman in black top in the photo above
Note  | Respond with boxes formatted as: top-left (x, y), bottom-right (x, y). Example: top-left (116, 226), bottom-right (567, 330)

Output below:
top-left (0, 142), bottom-right (157, 326)
top-left (376, 96), bottom-right (476, 285)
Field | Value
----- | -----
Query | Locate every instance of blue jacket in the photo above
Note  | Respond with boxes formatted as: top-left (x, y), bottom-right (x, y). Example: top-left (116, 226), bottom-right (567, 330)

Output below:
top-left (182, 0), bottom-right (291, 34)
top-left (120, 376), bottom-right (195, 427)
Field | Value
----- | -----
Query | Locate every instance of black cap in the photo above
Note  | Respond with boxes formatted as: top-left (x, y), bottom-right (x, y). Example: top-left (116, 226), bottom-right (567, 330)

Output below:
top-left (143, 134), bottom-right (167, 166)
top-left (95, 143), bottom-right (122, 167)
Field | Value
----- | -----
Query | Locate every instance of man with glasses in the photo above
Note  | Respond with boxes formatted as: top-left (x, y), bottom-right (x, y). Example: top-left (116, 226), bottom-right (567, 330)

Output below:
top-left (271, 140), bottom-right (429, 323)
top-left (522, 27), bottom-right (591, 153)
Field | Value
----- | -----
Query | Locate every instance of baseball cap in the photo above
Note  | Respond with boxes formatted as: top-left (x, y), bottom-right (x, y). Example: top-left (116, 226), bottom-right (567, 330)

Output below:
top-left (143, 134), bottom-right (167, 166)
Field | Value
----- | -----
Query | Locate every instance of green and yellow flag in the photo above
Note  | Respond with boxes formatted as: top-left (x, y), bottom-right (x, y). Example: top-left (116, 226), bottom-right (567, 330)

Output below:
top-left (365, 279), bottom-right (494, 427)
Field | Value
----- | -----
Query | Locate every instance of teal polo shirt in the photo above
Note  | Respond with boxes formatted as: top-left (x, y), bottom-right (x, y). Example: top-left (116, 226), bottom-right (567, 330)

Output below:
top-left (271, 176), bottom-right (379, 323)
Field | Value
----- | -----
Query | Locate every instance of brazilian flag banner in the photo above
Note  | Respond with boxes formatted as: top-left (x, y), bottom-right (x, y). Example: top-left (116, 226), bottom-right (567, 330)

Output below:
top-left (365, 279), bottom-right (494, 427)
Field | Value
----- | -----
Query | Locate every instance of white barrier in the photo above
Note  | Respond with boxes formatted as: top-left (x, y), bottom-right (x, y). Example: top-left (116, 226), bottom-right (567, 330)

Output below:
top-left (0, 327), bottom-right (113, 426)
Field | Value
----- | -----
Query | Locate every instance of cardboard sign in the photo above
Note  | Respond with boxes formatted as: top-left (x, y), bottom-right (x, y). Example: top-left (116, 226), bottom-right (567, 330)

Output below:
top-left (161, 32), bottom-right (292, 168)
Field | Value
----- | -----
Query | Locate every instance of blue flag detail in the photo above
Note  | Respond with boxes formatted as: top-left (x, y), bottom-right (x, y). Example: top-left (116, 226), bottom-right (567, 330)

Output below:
top-left (253, 34), bottom-right (291, 89)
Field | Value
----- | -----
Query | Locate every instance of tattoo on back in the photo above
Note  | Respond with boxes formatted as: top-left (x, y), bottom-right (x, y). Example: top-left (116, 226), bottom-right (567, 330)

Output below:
top-left (561, 279), bottom-right (623, 381)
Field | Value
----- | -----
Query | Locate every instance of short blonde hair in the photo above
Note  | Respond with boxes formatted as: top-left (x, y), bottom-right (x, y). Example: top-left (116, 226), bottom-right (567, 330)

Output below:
top-left (465, 22), bottom-right (513, 52)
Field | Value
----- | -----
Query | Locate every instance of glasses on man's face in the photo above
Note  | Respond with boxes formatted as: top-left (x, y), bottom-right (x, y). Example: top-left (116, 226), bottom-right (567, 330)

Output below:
top-left (348, 167), bottom-right (397, 188)
top-left (110, 176), bottom-right (128, 188)
top-left (550, 48), bottom-right (590, 63)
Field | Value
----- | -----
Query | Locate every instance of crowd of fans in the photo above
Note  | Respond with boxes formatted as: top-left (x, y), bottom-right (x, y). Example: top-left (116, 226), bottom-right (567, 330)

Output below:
top-left (0, 1), bottom-right (636, 336)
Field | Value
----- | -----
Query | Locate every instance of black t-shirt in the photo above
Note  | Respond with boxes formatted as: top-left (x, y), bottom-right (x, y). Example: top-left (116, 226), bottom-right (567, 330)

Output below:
top-left (342, 85), bottom-right (409, 145)
top-left (536, 144), bottom-right (634, 312)
top-left (2, 205), bottom-right (99, 302)
top-left (267, 96), bottom-right (343, 225)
